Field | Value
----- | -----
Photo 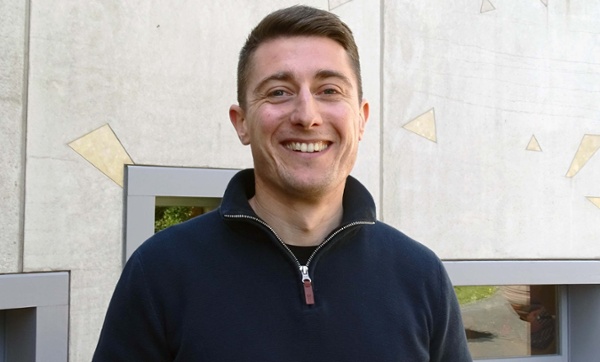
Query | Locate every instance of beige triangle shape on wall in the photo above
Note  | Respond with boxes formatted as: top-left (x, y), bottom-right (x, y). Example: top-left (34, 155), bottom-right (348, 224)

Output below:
top-left (587, 197), bottom-right (600, 209)
top-left (329, 0), bottom-right (352, 10)
top-left (565, 134), bottom-right (600, 178)
top-left (68, 124), bottom-right (134, 187)
top-left (403, 108), bottom-right (437, 143)
top-left (481, 0), bottom-right (496, 13)
top-left (526, 135), bottom-right (542, 152)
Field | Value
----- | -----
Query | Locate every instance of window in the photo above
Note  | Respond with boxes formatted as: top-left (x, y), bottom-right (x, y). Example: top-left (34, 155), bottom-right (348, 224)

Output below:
top-left (154, 196), bottom-right (220, 233)
top-left (457, 284), bottom-right (559, 359)
top-left (0, 272), bottom-right (69, 362)
top-left (445, 260), bottom-right (600, 361)
top-left (124, 165), bottom-right (238, 262)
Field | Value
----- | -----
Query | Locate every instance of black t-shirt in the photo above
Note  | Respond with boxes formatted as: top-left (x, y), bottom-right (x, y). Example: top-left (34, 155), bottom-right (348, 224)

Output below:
top-left (286, 244), bottom-right (318, 265)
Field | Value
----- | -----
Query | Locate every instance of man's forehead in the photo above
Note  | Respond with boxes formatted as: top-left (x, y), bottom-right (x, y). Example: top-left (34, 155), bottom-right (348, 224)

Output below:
top-left (248, 36), bottom-right (355, 83)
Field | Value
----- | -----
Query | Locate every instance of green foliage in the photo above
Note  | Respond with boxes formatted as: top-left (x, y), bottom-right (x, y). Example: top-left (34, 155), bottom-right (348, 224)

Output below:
top-left (454, 286), bottom-right (498, 305)
top-left (154, 206), bottom-right (194, 233)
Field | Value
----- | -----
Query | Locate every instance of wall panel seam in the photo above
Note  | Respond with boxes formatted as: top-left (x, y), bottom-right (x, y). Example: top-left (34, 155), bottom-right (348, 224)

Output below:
top-left (378, 0), bottom-right (385, 222)
top-left (18, 0), bottom-right (32, 273)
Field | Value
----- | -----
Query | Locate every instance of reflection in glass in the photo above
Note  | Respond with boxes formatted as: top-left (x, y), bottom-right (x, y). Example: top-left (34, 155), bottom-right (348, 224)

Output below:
top-left (154, 197), bottom-right (221, 233)
top-left (455, 285), bottom-right (558, 359)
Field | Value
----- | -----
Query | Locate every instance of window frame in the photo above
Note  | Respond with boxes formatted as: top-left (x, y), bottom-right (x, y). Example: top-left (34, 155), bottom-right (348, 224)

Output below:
top-left (0, 272), bottom-right (69, 361)
top-left (124, 165), bottom-right (239, 262)
top-left (444, 260), bottom-right (600, 361)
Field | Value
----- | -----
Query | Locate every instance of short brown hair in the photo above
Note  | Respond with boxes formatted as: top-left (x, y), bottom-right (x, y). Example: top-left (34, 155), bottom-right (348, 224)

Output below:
top-left (236, 5), bottom-right (363, 108)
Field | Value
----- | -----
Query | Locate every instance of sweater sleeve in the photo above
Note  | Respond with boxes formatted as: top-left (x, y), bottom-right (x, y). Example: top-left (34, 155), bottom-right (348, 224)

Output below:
top-left (92, 252), bottom-right (171, 361)
top-left (430, 261), bottom-right (473, 362)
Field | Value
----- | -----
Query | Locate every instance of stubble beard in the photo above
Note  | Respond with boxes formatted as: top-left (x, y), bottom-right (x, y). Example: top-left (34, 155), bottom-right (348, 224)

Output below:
top-left (262, 155), bottom-right (356, 203)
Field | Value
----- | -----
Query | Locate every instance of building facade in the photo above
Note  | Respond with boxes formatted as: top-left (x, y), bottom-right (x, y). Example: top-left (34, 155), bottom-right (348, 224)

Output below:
top-left (1, 0), bottom-right (599, 360)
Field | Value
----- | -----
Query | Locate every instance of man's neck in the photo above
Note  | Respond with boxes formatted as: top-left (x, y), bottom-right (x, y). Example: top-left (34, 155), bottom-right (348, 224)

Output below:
top-left (248, 185), bottom-right (345, 247)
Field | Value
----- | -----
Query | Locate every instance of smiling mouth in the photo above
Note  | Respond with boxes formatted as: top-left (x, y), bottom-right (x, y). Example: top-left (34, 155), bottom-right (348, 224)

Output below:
top-left (285, 141), bottom-right (329, 153)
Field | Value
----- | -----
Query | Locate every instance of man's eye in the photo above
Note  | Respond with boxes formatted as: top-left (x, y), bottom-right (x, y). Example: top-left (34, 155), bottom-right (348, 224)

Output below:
top-left (322, 88), bottom-right (339, 95)
top-left (269, 89), bottom-right (287, 97)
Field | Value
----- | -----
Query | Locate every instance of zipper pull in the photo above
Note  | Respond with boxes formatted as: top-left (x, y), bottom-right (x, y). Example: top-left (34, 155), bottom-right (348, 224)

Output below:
top-left (300, 266), bottom-right (315, 305)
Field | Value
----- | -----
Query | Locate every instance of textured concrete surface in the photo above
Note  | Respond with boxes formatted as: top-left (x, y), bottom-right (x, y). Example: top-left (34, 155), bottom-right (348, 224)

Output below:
top-left (382, 0), bottom-right (600, 259)
top-left (0, 0), bottom-right (27, 273)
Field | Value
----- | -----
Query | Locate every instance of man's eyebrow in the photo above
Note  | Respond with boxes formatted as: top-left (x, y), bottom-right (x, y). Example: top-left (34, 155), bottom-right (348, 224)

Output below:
top-left (252, 69), bottom-right (353, 95)
top-left (252, 72), bottom-right (293, 94)
top-left (314, 69), bottom-right (353, 88)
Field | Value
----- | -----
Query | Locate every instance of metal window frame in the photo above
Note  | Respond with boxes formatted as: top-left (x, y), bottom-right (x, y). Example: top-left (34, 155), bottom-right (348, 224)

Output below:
top-left (124, 165), bottom-right (239, 262)
top-left (0, 272), bottom-right (69, 362)
top-left (445, 260), bottom-right (600, 362)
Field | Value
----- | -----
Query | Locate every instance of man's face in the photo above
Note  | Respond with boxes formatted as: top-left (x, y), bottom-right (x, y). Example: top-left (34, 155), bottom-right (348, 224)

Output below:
top-left (230, 36), bottom-right (369, 201)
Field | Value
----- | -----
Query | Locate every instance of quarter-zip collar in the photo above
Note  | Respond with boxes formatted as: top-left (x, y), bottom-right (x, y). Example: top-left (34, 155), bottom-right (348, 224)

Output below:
top-left (219, 168), bottom-right (377, 224)
top-left (221, 169), bottom-right (376, 305)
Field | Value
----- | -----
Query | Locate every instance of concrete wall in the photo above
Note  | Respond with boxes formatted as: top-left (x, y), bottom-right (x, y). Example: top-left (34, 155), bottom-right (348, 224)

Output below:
top-left (0, 0), bottom-right (27, 274)
top-left (0, 0), bottom-right (599, 360)
top-left (382, 0), bottom-right (600, 259)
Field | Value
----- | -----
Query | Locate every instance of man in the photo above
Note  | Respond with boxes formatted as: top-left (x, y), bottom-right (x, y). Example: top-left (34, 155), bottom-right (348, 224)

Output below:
top-left (93, 5), bottom-right (471, 361)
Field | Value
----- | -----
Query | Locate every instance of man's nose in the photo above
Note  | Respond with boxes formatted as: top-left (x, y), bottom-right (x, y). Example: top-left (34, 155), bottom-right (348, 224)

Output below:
top-left (290, 89), bottom-right (321, 128)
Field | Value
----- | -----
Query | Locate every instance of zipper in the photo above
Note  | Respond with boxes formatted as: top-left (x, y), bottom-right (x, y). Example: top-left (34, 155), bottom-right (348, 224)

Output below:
top-left (300, 265), bottom-right (314, 305)
top-left (224, 213), bottom-right (374, 305)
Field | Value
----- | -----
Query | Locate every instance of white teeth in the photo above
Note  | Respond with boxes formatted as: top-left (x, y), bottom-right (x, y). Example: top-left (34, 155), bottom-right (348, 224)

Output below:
top-left (286, 142), bottom-right (328, 153)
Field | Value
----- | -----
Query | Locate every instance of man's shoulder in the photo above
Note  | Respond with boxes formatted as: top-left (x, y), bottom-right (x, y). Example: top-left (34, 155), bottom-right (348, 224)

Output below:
top-left (133, 209), bottom-right (225, 262)
top-left (367, 221), bottom-right (442, 265)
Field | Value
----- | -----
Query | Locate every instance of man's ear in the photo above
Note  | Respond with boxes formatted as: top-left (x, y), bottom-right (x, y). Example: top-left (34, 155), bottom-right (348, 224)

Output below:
top-left (358, 99), bottom-right (369, 141)
top-left (229, 105), bottom-right (251, 145)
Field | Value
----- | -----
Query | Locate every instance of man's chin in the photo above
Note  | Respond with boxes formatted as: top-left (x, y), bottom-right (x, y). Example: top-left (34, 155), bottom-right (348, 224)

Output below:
top-left (279, 174), bottom-right (343, 200)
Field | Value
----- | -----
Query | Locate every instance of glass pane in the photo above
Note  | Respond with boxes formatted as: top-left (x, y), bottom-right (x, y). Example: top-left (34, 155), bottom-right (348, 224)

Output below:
top-left (154, 197), bottom-right (221, 233)
top-left (455, 285), bottom-right (558, 359)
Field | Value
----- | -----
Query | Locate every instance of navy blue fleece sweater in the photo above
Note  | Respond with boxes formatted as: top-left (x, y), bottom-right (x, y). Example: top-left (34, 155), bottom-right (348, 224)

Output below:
top-left (93, 169), bottom-right (471, 361)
